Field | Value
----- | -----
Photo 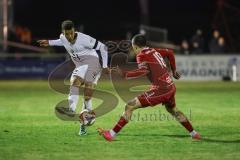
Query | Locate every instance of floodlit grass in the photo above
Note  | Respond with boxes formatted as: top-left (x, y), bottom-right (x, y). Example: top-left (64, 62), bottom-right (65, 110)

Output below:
top-left (0, 80), bottom-right (240, 160)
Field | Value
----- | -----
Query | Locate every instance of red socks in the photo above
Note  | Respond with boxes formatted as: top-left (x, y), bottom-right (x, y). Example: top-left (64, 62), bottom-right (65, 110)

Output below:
top-left (112, 116), bottom-right (193, 134)
top-left (112, 116), bottom-right (128, 133)
top-left (180, 120), bottom-right (194, 132)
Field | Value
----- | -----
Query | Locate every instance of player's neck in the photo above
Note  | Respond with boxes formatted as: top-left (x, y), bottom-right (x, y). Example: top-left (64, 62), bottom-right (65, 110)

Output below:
top-left (69, 33), bottom-right (78, 44)
top-left (139, 46), bottom-right (147, 52)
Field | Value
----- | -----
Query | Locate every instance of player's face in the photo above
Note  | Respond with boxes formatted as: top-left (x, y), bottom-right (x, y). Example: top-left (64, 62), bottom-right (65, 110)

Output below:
top-left (63, 28), bottom-right (75, 43)
top-left (132, 44), bottom-right (140, 55)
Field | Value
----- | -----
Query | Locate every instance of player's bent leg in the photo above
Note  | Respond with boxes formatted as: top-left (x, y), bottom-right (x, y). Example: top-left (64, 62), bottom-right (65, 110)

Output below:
top-left (165, 105), bottom-right (201, 140)
top-left (70, 75), bottom-right (85, 86)
top-left (123, 97), bottom-right (142, 121)
top-left (165, 106), bottom-right (188, 122)
top-left (82, 67), bottom-right (100, 112)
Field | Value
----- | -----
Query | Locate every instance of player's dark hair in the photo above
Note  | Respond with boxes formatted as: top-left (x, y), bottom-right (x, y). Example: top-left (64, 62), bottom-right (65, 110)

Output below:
top-left (61, 20), bottom-right (74, 30)
top-left (132, 34), bottom-right (147, 47)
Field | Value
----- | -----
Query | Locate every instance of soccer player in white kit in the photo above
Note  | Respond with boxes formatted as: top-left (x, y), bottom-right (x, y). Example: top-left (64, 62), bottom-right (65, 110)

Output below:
top-left (38, 20), bottom-right (110, 135)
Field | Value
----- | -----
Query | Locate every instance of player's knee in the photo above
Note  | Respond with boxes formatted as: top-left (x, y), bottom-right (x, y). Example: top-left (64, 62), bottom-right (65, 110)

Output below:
top-left (125, 104), bottom-right (133, 112)
top-left (125, 98), bottom-right (139, 111)
top-left (165, 104), bottom-right (176, 114)
top-left (127, 99), bottom-right (137, 106)
top-left (70, 76), bottom-right (84, 87)
top-left (125, 103), bottom-right (135, 112)
top-left (165, 106), bottom-right (173, 113)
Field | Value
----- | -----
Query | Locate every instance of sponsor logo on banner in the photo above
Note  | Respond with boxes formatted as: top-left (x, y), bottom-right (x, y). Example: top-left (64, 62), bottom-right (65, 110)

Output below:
top-left (175, 55), bottom-right (240, 80)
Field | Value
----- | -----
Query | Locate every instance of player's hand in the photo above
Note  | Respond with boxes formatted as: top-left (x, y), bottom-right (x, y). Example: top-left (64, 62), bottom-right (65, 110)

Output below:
top-left (102, 67), bottom-right (111, 74)
top-left (111, 66), bottom-right (123, 77)
top-left (173, 71), bottom-right (181, 80)
top-left (37, 40), bottom-right (49, 47)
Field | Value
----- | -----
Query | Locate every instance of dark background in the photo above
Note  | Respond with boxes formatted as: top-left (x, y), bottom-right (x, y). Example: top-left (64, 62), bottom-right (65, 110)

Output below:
top-left (13, 0), bottom-right (240, 49)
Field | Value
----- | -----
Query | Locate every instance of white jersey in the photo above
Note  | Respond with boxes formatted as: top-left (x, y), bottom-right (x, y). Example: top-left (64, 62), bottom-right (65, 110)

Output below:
top-left (49, 32), bottom-right (108, 68)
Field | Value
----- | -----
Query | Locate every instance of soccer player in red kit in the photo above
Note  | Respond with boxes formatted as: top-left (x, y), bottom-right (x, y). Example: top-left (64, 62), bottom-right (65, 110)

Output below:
top-left (98, 34), bottom-right (201, 141)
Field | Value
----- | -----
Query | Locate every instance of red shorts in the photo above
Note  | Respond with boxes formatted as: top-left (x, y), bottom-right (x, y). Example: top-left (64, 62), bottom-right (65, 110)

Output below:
top-left (137, 85), bottom-right (176, 108)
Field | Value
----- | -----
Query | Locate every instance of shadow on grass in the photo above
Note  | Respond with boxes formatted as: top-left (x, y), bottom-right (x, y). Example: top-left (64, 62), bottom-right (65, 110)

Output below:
top-left (162, 135), bottom-right (240, 143)
top-left (120, 133), bottom-right (189, 138)
top-left (201, 138), bottom-right (240, 144)
top-left (161, 134), bottom-right (189, 138)
top-left (120, 134), bottom-right (240, 143)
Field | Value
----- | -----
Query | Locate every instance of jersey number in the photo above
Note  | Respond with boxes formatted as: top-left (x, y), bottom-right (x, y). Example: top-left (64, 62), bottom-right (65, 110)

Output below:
top-left (153, 52), bottom-right (167, 68)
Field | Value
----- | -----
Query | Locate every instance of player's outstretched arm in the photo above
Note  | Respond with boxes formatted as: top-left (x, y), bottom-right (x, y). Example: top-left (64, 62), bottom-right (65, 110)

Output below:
top-left (37, 39), bottom-right (63, 47)
top-left (111, 66), bottom-right (149, 79)
top-left (37, 40), bottom-right (50, 47)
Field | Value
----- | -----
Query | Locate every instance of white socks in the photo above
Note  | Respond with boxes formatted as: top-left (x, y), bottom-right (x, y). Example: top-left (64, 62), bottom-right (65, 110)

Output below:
top-left (68, 86), bottom-right (93, 112)
top-left (190, 130), bottom-right (197, 137)
top-left (68, 86), bottom-right (79, 112)
top-left (82, 99), bottom-right (92, 111)
top-left (110, 129), bottom-right (116, 137)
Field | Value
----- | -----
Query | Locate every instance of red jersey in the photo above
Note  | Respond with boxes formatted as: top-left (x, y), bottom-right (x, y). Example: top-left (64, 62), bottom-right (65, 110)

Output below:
top-left (124, 48), bottom-right (176, 91)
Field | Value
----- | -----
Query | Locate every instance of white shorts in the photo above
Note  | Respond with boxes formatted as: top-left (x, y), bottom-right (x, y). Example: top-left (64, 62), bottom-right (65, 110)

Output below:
top-left (71, 55), bottom-right (102, 85)
top-left (71, 65), bottom-right (101, 84)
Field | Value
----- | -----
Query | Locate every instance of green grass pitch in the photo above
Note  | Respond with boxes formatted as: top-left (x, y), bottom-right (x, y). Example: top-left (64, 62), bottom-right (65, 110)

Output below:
top-left (0, 80), bottom-right (240, 160)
